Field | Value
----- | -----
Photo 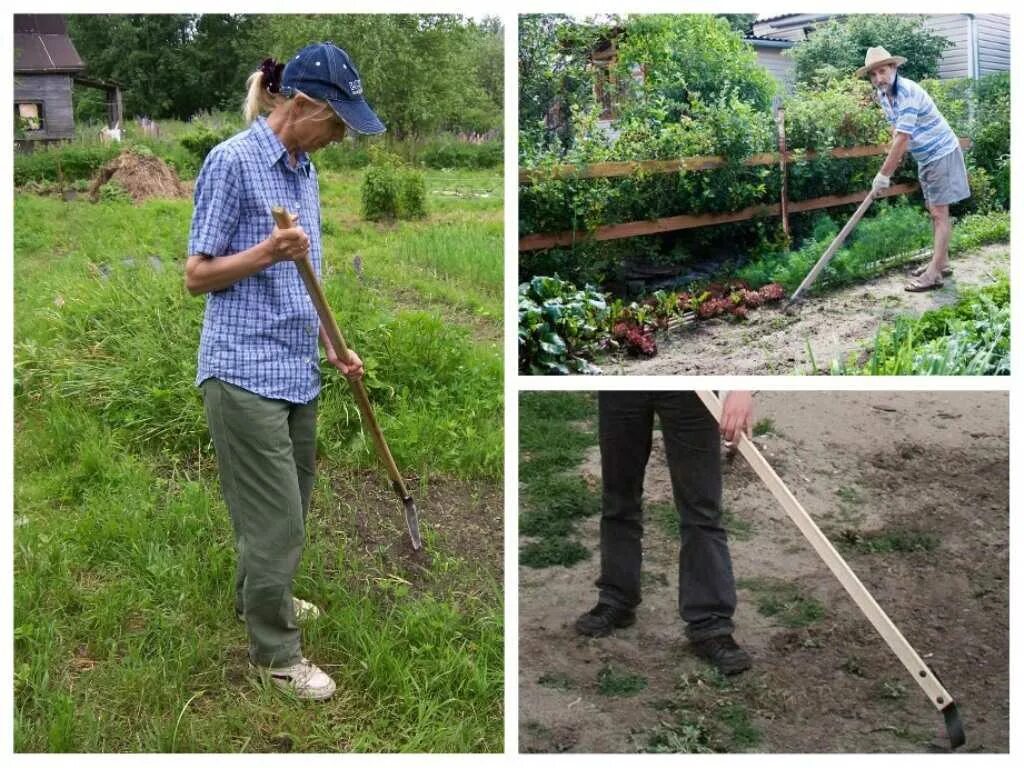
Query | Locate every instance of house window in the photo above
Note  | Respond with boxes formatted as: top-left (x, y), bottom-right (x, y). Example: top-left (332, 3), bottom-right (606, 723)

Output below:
top-left (16, 102), bottom-right (44, 132)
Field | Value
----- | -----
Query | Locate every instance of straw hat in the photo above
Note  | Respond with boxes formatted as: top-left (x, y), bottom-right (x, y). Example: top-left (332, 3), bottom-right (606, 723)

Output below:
top-left (856, 46), bottom-right (907, 78)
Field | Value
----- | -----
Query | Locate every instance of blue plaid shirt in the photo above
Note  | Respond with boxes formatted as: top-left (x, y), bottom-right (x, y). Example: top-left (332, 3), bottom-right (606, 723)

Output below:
top-left (189, 116), bottom-right (323, 404)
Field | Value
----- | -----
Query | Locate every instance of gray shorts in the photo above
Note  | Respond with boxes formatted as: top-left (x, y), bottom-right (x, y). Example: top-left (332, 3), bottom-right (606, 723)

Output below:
top-left (918, 146), bottom-right (971, 207)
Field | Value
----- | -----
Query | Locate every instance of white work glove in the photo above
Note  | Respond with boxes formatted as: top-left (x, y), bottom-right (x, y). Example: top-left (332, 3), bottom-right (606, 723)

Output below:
top-left (871, 172), bottom-right (891, 194)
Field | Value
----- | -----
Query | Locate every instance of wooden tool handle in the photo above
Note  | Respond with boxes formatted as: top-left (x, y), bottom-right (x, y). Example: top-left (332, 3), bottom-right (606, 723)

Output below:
top-left (697, 391), bottom-right (954, 712)
top-left (270, 206), bottom-right (409, 496)
top-left (788, 190), bottom-right (876, 304)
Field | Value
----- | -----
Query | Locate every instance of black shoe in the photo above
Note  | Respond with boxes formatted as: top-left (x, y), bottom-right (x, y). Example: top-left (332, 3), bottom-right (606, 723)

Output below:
top-left (691, 635), bottom-right (752, 675)
top-left (575, 603), bottom-right (636, 637)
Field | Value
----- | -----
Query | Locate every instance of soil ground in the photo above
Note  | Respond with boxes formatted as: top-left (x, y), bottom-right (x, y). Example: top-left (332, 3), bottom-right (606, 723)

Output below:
top-left (605, 245), bottom-right (1009, 375)
top-left (519, 392), bottom-right (1008, 753)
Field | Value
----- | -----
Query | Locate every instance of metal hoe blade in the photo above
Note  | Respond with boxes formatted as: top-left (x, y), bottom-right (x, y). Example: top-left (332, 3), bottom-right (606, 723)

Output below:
top-left (394, 481), bottom-right (423, 551)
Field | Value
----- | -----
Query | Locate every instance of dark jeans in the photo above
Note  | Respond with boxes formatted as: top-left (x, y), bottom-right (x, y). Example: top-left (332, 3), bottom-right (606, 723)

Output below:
top-left (597, 391), bottom-right (737, 640)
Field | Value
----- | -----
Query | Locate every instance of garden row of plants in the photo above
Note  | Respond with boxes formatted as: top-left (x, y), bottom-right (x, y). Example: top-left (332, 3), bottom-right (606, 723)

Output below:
top-left (831, 273), bottom-right (1009, 376)
top-left (14, 115), bottom-right (501, 188)
top-left (518, 206), bottom-right (1009, 374)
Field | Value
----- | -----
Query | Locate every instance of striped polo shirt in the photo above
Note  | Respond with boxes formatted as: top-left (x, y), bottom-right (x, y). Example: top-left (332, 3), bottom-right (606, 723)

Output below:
top-left (188, 116), bottom-right (323, 404)
top-left (876, 74), bottom-right (960, 167)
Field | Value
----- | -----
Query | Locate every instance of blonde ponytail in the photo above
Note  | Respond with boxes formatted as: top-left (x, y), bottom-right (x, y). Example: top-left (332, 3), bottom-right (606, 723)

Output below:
top-left (243, 67), bottom-right (285, 123)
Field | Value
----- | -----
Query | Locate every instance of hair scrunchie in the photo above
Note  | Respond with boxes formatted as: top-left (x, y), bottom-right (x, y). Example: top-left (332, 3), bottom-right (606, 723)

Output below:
top-left (260, 58), bottom-right (284, 94)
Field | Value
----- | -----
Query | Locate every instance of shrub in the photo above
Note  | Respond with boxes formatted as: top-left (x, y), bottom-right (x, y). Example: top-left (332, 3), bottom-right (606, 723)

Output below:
top-left (14, 144), bottom-right (120, 186)
top-left (360, 148), bottom-right (427, 222)
top-left (179, 124), bottom-right (236, 164)
top-left (787, 15), bottom-right (951, 86)
top-left (419, 137), bottom-right (502, 169)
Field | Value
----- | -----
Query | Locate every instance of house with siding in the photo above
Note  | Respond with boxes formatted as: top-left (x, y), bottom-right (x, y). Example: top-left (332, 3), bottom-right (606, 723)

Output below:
top-left (749, 13), bottom-right (1010, 89)
top-left (14, 14), bottom-right (122, 146)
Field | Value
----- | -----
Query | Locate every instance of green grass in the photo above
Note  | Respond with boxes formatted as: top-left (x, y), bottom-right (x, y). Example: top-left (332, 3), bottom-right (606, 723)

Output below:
top-left (837, 528), bottom-right (939, 555)
top-left (537, 672), bottom-right (574, 691)
top-left (519, 539), bottom-right (591, 569)
top-left (518, 393), bottom-right (600, 569)
top-left (640, 669), bottom-right (760, 753)
top-left (738, 578), bottom-right (825, 628)
top-left (836, 486), bottom-right (862, 505)
top-left (597, 664), bottom-right (648, 697)
top-left (752, 417), bottom-right (776, 437)
top-left (14, 169), bottom-right (503, 752)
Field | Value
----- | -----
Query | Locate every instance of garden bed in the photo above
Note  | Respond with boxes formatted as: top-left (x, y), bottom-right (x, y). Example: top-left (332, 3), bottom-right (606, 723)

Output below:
top-left (609, 243), bottom-right (1008, 375)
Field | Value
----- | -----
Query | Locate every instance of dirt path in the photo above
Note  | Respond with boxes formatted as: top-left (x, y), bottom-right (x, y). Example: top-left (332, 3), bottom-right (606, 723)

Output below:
top-left (605, 245), bottom-right (1008, 375)
top-left (519, 392), bottom-right (1008, 753)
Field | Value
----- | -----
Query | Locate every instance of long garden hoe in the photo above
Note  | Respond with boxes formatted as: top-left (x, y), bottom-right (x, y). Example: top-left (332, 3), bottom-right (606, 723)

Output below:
top-left (696, 390), bottom-right (965, 750)
top-left (271, 206), bottom-right (422, 551)
top-left (784, 188), bottom-right (878, 311)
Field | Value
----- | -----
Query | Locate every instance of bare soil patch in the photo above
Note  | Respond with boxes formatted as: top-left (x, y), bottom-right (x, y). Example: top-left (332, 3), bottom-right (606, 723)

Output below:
top-left (519, 392), bottom-right (1008, 753)
top-left (322, 467), bottom-right (503, 586)
top-left (606, 245), bottom-right (1008, 375)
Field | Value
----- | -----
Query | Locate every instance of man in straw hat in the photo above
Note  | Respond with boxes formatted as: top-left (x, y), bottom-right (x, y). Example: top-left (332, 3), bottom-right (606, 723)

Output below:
top-left (858, 46), bottom-right (970, 292)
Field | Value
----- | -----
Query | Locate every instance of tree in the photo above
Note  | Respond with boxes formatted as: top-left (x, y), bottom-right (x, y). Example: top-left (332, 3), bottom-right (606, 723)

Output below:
top-left (67, 14), bottom-right (254, 120)
top-left (239, 14), bottom-right (502, 138)
top-left (788, 15), bottom-right (952, 86)
top-left (717, 14), bottom-right (757, 36)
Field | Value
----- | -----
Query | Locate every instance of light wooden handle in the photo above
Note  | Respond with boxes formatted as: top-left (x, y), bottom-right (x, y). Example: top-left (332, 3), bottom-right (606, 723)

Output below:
top-left (788, 191), bottom-right (876, 304)
top-left (697, 391), bottom-right (954, 712)
top-left (270, 206), bottom-right (409, 496)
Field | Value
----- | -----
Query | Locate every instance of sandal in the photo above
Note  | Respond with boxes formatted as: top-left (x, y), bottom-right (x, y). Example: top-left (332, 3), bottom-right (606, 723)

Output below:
top-left (911, 264), bottom-right (953, 278)
top-left (905, 276), bottom-right (944, 292)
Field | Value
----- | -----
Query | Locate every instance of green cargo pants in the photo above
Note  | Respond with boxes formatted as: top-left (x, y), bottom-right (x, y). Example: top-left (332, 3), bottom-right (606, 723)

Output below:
top-left (201, 378), bottom-right (317, 668)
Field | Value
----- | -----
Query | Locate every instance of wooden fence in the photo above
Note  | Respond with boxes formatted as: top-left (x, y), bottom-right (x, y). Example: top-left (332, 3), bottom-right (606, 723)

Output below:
top-left (518, 137), bottom-right (971, 252)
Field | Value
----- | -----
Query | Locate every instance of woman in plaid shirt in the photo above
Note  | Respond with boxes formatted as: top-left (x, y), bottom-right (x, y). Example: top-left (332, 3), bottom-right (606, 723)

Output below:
top-left (186, 43), bottom-right (384, 700)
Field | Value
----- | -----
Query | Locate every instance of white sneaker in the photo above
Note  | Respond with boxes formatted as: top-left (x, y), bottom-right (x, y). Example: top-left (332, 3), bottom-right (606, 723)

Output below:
top-left (292, 597), bottom-right (322, 622)
top-left (259, 658), bottom-right (336, 701)
top-left (235, 597), bottom-right (322, 624)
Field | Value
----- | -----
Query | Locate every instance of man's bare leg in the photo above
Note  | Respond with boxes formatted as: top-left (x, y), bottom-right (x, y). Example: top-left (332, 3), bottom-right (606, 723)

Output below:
top-left (910, 203), bottom-right (950, 286)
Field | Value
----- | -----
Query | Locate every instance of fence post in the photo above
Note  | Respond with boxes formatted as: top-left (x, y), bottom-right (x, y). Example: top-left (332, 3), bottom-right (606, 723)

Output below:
top-left (774, 96), bottom-right (790, 241)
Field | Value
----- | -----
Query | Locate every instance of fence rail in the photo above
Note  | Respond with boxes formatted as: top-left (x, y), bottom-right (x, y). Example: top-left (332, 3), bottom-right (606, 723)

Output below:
top-left (518, 138), bottom-right (970, 252)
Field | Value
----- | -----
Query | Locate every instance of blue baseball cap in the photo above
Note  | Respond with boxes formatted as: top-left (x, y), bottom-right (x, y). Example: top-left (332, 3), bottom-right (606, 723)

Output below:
top-left (281, 42), bottom-right (385, 135)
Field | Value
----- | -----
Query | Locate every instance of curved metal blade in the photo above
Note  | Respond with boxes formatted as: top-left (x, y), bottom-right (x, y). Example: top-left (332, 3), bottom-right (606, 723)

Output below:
top-left (942, 702), bottom-right (966, 750)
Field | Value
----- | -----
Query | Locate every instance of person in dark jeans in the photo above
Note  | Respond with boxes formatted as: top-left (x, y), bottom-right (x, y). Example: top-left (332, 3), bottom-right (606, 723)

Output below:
top-left (576, 391), bottom-right (755, 675)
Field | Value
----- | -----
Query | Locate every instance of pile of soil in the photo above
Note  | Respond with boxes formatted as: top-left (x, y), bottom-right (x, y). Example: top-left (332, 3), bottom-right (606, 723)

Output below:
top-left (88, 150), bottom-right (189, 203)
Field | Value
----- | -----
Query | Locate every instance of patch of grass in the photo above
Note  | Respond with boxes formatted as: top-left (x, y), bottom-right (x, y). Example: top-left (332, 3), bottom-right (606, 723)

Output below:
top-left (837, 528), bottom-right (939, 555)
top-left (519, 539), bottom-right (590, 569)
top-left (537, 672), bottom-right (574, 691)
top-left (718, 702), bottom-right (761, 749)
top-left (841, 656), bottom-right (867, 677)
top-left (738, 578), bottom-right (825, 628)
top-left (879, 679), bottom-right (908, 701)
top-left (642, 719), bottom-right (716, 754)
top-left (649, 501), bottom-right (679, 537)
top-left (752, 417), bottom-right (776, 437)
top-left (597, 664), bottom-right (648, 697)
top-left (836, 485), bottom-right (862, 505)
top-left (722, 506), bottom-right (755, 542)
top-left (519, 392), bottom-right (597, 481)
top-left (519, 392), bottom-right (599, 569)
top-left (641, 670), bottom-right (759, 753)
